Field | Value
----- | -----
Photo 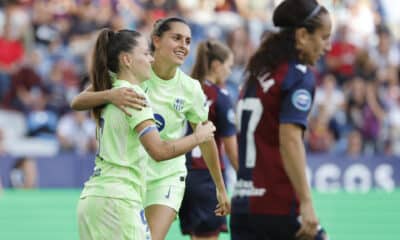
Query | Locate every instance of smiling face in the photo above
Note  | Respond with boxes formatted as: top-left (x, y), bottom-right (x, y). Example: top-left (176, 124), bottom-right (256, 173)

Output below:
top-left (152, 22), bottom-right (191, 67)
top-left (297, 12), bottom-right (332, 65)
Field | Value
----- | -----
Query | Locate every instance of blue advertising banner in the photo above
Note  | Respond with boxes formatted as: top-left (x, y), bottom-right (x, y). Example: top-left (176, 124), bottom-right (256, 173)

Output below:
top-left (307, 155), bottom-right (400, 193)
top-left (1, 153), bottom-right (399, 190)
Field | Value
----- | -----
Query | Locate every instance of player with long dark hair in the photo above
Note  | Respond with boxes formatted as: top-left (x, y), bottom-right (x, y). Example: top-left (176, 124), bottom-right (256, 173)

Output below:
top-left (231, 0), bottom-right (332, 239)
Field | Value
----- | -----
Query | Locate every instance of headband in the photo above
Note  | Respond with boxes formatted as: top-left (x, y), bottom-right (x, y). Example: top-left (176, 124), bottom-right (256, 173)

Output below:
top-left (303, 5), bottom-right (321, 23)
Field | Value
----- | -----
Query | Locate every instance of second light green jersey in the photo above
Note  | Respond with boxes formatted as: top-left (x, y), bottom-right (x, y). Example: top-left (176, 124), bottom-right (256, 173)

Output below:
top-left (141, 68), bottom-right (208, 186)
top-left (80, 80), bottom-right (154, 204)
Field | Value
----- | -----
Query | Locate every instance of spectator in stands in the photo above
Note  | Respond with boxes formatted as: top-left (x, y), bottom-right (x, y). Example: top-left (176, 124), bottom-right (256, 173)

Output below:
top-left (215, 0), bottom-right (238, 12)
top-left (345, 130), bottom-right (363, 158)
top-left (45, 60), bottom-right (79, 115)
top-left (25, 86), bottom-right (58, 139)
top-left (307, 105), bottom-right (334, 153)
top-left (10, 156), bottom-right (38, 189)
top-left (344, 0), bottom-right (375, 48)
top-left (0, 0), bottom-right (27, 101)
top-left (143, 0), bottom-right (179, 20)
top-left (313, 73), bottom-right (345, 120)
top-left (234, 0), bottom-right (272, 47)
top-left (325, 24), bottom-right (358, 86)
top-left (344, 74), bottom-right (383, 155)
top-left (345, 77), bottom-right (367, 132)
top-left (57, 111), bottom-right (96, 154)
top-left (354, 49), bottom-right (376, 81)
top-left (2, 61), bottom-right (44, 112)
top-left (369, 25), bottom-right (400, 72)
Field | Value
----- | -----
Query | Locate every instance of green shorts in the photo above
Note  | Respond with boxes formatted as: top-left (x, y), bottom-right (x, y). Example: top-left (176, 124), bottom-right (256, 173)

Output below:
top-left (77, 196), bottom-right (151, 240)
top-left (144, 173), bottom-right (186, 212)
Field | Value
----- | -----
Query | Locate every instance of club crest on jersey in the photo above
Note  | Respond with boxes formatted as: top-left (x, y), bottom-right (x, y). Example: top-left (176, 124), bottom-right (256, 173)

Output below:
top-left (173, 97), bottom-right (185, 112)
top-left (292, 89), bottom-right (312, 111)
top-left (154, 113), bottom-right (165, 131)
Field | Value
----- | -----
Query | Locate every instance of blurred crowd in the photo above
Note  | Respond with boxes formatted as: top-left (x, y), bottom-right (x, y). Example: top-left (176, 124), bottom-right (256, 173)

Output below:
top-left (0, 0), bottom-right (400, 158)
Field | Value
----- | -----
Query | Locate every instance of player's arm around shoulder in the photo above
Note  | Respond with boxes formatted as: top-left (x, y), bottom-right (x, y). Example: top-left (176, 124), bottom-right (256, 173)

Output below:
top-left (70, 84), bottom-right (147, 114)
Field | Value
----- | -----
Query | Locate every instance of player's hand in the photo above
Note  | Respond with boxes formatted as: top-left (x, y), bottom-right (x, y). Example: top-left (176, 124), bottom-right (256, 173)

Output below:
top-left (214, 188), bottom-right (230, 216)
top-left (296, 201), bottom-right (319, 240)
top-left (194, 121), bottom-right (216, 143)
top-left (108, 87), bottom-right (147, 115)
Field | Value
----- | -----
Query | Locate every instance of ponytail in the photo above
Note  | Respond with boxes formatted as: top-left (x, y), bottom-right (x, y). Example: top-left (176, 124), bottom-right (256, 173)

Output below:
top-left (191, 41), bottom-right (210, 84)
top-left (90, 28), bottom-right (141, 124)
top-left (191, 40), bottom-right (232, 85)
top-left (91, 29), bottom-right (114, 124)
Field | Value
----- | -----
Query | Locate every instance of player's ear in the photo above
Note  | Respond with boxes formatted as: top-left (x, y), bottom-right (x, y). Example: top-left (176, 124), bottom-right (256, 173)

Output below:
top-left (120, 53), bottom-right (133, 68)
top-left (210, 60), bottom-right (222, 73)
top-left (295, 27), bottom-right (309, 52)
top-left (152, 35), bottom-right (161, 50)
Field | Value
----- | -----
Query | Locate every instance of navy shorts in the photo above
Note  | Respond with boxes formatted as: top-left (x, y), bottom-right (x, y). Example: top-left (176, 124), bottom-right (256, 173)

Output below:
top-left (230, 213), bottom-right (327, 240)
top-left (179, 170), bottom-right (228, 237)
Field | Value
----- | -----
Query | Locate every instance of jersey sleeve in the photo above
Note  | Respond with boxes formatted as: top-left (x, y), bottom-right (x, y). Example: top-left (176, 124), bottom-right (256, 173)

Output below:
top-left (125, 86), bottom-right (155, 130)
top-left (185, 80), bottom-right (209, 124)
top-left (216, 89), bottom-right (237, 137)
top-left (279, 65), bottom-right (314, 129)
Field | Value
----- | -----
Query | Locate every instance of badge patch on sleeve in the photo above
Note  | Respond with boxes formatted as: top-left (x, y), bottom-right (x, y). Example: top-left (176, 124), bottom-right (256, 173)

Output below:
top-left (291, 89), bottom-right (312, 111)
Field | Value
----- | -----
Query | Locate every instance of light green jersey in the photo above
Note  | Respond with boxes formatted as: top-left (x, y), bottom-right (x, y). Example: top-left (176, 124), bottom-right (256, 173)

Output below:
top-left (80, 80), bottom-right (154, 204)
top-left (140, 68), bottom-right (208, 186)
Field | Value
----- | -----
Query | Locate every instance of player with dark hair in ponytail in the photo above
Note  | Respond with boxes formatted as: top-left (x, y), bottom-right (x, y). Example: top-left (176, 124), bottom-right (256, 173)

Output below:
top-left (231, 0), bottom-right (332, 239)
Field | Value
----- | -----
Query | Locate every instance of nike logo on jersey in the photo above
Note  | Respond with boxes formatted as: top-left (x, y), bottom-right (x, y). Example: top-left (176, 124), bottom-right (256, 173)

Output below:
top-left (165, 186), bottom-right (172, 199)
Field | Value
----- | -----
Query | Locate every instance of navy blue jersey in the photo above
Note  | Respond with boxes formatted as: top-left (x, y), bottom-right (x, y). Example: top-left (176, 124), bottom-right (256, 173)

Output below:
top-left (232, 61), bottom-right (315, 215)
top-left (187, 80), bottom-right (237, 170)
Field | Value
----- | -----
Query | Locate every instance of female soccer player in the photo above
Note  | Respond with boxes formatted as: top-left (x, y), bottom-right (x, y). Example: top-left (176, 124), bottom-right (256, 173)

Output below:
top-left (179, 40), bottom-right (239, 240)
top-left (231, 0), bottom-right (332, 239)
top-left (77, 28), bottom-right (217, 240)
top-left (72, 18), bottom-right (230, 240)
